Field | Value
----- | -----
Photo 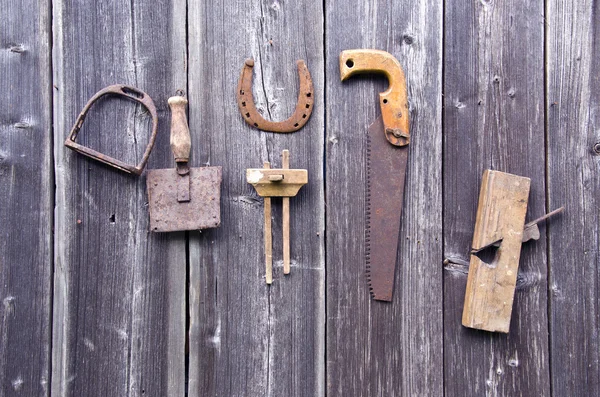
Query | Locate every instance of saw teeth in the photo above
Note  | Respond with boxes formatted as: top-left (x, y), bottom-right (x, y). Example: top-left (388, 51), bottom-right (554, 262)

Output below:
top-left (366, 264), bottom-right (374, 295)
top-left (365, 129), bottom-right (372, 276)
top-left (365, 131), bottom-right (374, 298)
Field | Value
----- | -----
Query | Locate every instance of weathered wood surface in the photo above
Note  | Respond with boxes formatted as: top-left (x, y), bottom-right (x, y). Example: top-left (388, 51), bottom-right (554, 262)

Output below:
top-left (52, 1), bottom-right (186, 396)
top-left (1, 0), bottom-right (599, 395)
top-left (547, 0), bottom-right (600, 395)
top-left (186, 1), bottom-right (325, 396)
top-left (462, 170), bottom-right (531, 333)
top-left (0, 1), bottom-right (52, 395)
top-left (443, 0), bottom-right (551, 395)
top-left (325, 1), bottom-right (444, 395)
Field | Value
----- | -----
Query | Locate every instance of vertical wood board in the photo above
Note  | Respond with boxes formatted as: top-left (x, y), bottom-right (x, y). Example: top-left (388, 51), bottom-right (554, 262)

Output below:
top-left (0, 1), bottom-right (52, 395)
top-left (325, 1), bottom-right (444, 395)
top-left (443, 0), bottom-right (550, 395)
top-left (187, 1), bottom-right (325, 396)
top-left (52, 1), bottom-right (187, 395)
top-left (547, 0), bottom-right (600, 395)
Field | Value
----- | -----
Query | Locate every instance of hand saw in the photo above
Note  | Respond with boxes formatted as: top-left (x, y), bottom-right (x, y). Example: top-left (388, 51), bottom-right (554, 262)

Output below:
top-left (339, 49), bottom-right (410, 302)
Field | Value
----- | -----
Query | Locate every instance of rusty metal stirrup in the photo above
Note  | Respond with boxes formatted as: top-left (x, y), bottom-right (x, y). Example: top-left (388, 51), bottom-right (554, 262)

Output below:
top-left (65, 84), bottom-right (159, 175)
top-left (237, 58), bottom-right (314, 133)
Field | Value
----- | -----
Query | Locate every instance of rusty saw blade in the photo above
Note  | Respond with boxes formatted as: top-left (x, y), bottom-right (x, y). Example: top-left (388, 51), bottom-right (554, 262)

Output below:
top-left (366, 115), bottom-right (408, 301)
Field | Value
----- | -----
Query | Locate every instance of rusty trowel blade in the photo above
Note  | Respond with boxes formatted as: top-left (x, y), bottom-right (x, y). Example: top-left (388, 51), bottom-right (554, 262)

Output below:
top-left (147, 166), bottom-right (222, 232)
top-left (366, 116), bottom-right (408, 301)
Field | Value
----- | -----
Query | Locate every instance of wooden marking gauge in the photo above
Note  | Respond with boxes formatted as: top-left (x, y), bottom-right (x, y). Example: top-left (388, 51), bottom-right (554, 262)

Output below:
top-left (247, 150), bottom-right (308, 284)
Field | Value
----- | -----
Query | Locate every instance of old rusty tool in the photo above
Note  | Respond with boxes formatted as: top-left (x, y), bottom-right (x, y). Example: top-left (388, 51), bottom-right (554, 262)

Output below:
top-left (237, 58), bottom-right (314, 133)
top-left (462, 170), bottom-right (564, 333)
top-left (246, 150), bottom-right (307, 283)
top-left (339, 49), bottom-right (409, 301)
top-left (65, 84), bottom-right (159, 175)
top-left (146, 95), bottom-right (221, 232)
top-left (521, 206), bottom-right (565, 243)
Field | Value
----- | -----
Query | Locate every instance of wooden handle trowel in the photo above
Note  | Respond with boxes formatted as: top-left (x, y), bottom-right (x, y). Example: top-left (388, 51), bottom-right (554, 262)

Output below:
top-left (147, 95), bottom-right (222, 232)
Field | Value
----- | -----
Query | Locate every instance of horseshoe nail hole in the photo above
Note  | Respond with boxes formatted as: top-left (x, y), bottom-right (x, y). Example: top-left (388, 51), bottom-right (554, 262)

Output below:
top-left (383, 99), bottom-right (388, 104)
top-left (306, 93), bottom-right (312, 97)
top-left (346, 59), bottom-right (354, 68)
top-left (245, 112), bottom-right (250, 117)
top-left (254, 123), bottom-right (258, 127)
top-left (109, 214), bottom-right (116, 223)
top-left (294, 123), bottom-right (299, 127)
top-left (240, 90), bottom-right (245, 95)
top-left (121, 86), bottom-right (143, 99)
top-left (305, 104), bottom-right (310, 108)
top-left (302, 114), bottom-right (307, 118)
top-left (242, 101), bottom-right (246, 107)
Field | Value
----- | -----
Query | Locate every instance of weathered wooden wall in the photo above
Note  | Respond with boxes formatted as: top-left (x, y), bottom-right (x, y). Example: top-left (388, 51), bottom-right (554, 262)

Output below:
top-left (547, 0), bottom-right (600, 395)
top-left (52, 1), bottom-right (187, 395)
top-left (443, 1), bottom-right (551, 395)
top-left (186, 1), bottom-right (325, 396)
top-left (0, 0), bottom-right (52, 395)
top-left (325, 1), bottom-right (443, 396)
top-left (0, 0), bottom-right (598, 396)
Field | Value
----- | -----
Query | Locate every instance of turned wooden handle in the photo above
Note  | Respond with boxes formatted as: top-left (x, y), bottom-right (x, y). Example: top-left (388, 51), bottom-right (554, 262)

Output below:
top-left (168, 96), bottom-right (191, 163)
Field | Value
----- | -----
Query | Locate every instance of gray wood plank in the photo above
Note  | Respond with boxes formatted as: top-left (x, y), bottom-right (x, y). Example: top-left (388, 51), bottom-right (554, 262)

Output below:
top-left (187, 1), bottom-right (325, 396)
top-left (52, 1), bottom-right (186, 395)
top-left (547, 1), bottom-right (600, 395)
top-left (443, 0), bottom-right (550, 395)
top-left (0, 1), bottom-right (52, 395)
top-left (325, 1), bottom-right (443, 395)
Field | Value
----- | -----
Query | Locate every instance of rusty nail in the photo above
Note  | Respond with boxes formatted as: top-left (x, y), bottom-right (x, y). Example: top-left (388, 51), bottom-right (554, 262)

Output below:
top-left (9, 44), bottom-right (25, 53)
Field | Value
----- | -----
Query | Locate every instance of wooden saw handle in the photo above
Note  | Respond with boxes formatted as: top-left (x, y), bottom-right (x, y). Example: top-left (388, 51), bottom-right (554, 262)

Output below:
top-left (168, 95), bottom-right (191, 163)
top-left (339, 49), bottom-right (409, 146)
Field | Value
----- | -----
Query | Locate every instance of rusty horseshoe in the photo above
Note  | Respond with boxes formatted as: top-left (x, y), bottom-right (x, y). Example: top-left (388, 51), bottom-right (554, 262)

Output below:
top-left (237, 58), bottom-right (314, 133)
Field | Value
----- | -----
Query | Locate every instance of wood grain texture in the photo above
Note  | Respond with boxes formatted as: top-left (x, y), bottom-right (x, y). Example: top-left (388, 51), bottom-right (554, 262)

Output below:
top-left (547, 0), bottom-right (600, 395)
top-left (264, 162), bottom-right (273, 284)
top-left (325, 1), bottom-right (443, 395)
top-left (443, 0), bottom-right (550, 395)
top-left (52, 1), bottom-right (186, 395)
top-left (0, 1), bottom-right (52, 395)
top-left (187, 1), bottom-right (325, 396)
top-left (462, 171), bottom-right (530, 333)
top-left (282, 150), bottom-right (290, 275)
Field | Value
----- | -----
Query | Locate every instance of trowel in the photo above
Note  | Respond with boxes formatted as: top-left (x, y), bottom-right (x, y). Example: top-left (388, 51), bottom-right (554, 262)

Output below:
top-left (147, 95), bottom-right (221, 232)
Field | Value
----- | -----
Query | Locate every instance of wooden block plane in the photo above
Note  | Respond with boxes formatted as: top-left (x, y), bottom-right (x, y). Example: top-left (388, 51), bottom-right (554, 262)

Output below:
top-left (462, 170), bottom-right (564, 333)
